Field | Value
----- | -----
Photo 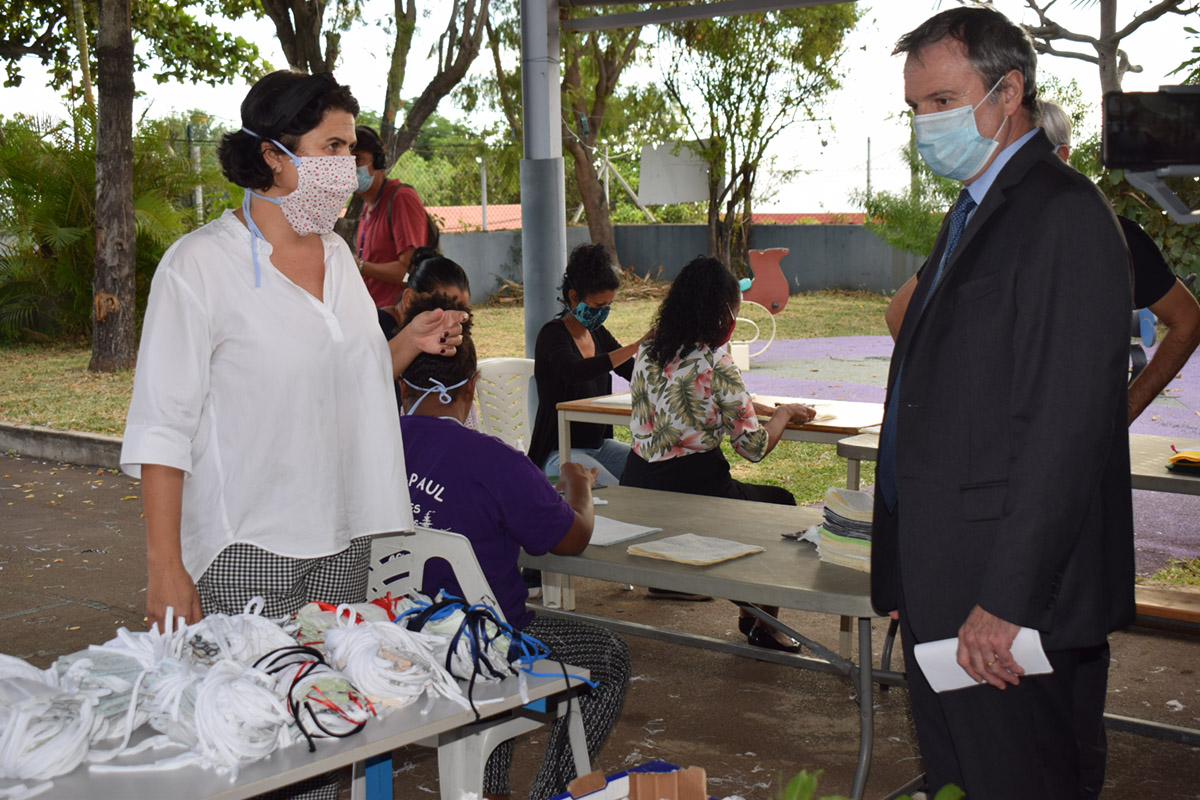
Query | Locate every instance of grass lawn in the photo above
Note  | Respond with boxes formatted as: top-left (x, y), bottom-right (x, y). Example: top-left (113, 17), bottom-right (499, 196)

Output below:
top-left (3, 289), bottom-right (888, 504)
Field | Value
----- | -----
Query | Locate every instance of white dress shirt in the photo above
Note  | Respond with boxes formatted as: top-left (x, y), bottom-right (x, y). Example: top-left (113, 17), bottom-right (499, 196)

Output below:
top-left (121, 210), bottom-right (413, 579)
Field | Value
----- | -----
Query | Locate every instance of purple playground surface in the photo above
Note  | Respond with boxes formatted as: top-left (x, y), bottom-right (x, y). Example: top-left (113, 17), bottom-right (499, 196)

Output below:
top-left (615, 335), bottom-right (1200, 577)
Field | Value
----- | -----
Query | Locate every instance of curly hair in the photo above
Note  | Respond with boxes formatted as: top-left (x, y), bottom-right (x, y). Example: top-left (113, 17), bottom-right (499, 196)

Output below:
top-left (217, 71), bottom-right (360, 191)
top-left (646, 256), bottom-right (740, 368)
top-left (399, 294), bottom-right (476, 410)
top-left (407, 247), bottom-right (470, 297)
top-left (561, 243), bottom-right (619, 310)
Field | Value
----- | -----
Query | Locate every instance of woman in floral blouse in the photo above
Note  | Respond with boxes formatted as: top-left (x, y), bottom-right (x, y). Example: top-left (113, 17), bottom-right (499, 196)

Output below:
top-left (621, 255), bottom-right (815, 650)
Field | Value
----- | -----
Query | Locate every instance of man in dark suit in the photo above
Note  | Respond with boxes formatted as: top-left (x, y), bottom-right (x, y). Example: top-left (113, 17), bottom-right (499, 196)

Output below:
top-left (871, 8), bottom-right (1134, 799)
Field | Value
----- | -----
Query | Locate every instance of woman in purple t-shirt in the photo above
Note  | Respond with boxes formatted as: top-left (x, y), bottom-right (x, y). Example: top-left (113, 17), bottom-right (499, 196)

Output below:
top-left (396, 293), bottom-right (631, 800)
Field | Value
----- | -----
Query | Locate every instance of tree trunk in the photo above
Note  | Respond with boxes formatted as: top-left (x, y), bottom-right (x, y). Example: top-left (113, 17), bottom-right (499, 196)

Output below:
top-left (564, 139), bottom-right (617, 262)
top-left (71, 0), bottom-right (95, 107)
top-left (90, 0), bottom-right (136, 372)
top-left (1098, 0), bottom-right (1121, 94)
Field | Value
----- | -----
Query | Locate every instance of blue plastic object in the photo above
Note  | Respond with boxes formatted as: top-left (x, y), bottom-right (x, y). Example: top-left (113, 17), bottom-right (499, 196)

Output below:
top-left (364, 754), bottom-right (392, 800)
top-left (737, 277), bottom-right (753, 292)
top-left (1139, 308), bottom-right (1157, 348)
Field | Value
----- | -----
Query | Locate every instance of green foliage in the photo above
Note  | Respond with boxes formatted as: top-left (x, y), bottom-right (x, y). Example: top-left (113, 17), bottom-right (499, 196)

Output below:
top-left (1167, 26), bottom-right (1200, 84)
top-left (0, 111), bottom-right (196, 340)
top-left (0, 0), bottom-right (270, 92)
top-left (661, 5), bottom-right (860, 266)
top-left (777, 769), bottom-right (964, 800)
top-left (854, 120), bottom-right (957, 258)
top-left (1145, 556), bottom-right (1200, 586)
top-left (1105, 171), bottom-right (1200, 301)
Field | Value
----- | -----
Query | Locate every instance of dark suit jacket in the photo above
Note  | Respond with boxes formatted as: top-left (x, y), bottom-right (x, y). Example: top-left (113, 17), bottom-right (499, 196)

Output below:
top-left (870, 130), bottom-right (1135, 651)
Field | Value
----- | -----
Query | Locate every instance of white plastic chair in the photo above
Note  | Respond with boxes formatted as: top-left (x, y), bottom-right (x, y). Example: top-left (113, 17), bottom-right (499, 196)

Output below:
top-left (361, 529), bottom-right (589, 800)
top-left (475, 357), bottom-right (537, 452)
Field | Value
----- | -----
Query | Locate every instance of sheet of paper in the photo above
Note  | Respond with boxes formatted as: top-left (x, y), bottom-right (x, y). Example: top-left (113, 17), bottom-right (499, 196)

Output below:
top-left (588, 515), bottom-right (660, 546)
top-left (913, 626), bottom-right (1053, 693)
top-left (591, 393), bottom-right (632, 406)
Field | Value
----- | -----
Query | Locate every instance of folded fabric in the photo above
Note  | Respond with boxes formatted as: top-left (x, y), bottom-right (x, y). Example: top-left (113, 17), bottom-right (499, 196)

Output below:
top-left (1167, 448), bottom-right (1200, 474)
top-left (627, 533), bottom-right (764, 566)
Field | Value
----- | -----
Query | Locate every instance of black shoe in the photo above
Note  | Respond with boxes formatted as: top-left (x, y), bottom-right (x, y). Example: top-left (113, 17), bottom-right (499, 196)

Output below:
top-left (738, 615), bottom-right (755, 636)
top-left (647, 587), bottom-right (712, 601)
top-left (747, 625), bottom-right (800, 654)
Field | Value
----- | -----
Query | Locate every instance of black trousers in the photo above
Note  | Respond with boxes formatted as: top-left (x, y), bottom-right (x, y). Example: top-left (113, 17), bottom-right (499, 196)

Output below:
top-left (900, 612), bottom-right (1111, 799)
top-left (620, 447), bottom-right (795, 506)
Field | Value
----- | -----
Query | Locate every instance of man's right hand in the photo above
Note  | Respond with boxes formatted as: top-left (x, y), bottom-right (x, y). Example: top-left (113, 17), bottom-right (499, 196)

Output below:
top-left (146, 563), bottom-right (203, 632)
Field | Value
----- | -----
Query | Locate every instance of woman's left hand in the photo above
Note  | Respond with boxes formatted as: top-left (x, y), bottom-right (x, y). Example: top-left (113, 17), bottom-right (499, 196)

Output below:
top-left (409, 308), bottom-right (468, 357)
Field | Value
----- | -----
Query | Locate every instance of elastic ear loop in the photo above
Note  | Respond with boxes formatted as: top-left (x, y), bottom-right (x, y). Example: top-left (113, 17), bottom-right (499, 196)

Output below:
top-left (253, 645), bottom-right (370, 752)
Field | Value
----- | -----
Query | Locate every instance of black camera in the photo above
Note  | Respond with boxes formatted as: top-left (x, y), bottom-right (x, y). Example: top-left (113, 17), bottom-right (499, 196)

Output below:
top-left (1102, 88), bottom-right (1200, 171)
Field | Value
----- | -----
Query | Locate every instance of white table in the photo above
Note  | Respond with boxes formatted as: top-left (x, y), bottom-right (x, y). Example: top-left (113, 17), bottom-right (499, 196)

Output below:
top-left (521, 485), bottom-right (900, 800)
top-left (837, 431), bottom-right (1200, 495)
top-left (21, 660), bottom-right (585, 800)
top-left (555, 393), bottom-right (884, 456)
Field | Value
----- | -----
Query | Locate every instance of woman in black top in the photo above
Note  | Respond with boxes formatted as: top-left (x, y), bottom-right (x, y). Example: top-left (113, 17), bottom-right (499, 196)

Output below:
top-left (528, 243), bottom-right (645, 484)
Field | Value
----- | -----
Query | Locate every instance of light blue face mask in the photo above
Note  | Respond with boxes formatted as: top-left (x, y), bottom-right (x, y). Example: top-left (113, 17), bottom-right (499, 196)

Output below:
top-left (912, 76), bottom-right (1009, 181)
top-left (355, 164), bottom-right (374, 194)
top-left (402, 376), bottom-right (471, 416)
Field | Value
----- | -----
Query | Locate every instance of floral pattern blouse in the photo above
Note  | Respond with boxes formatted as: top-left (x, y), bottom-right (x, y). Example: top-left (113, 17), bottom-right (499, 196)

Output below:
top-left (629, 342), bottom-right (768, 463)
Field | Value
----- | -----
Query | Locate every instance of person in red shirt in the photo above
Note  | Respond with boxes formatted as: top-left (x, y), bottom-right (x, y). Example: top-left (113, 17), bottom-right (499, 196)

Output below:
top-left (351, 124), bottom-right (432, 307)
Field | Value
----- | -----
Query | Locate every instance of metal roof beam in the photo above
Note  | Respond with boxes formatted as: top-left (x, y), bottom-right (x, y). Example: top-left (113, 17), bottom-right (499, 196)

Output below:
top-left (562, 0), bottom-right (856, 32)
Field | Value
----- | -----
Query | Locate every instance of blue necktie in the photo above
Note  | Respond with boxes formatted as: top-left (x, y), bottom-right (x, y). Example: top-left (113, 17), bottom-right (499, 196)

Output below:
top-left (877, 189), bottom-right (977, 512)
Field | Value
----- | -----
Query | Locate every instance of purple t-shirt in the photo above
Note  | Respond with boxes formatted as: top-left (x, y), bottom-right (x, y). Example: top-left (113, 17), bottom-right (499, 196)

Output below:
top-left (399, 415), bottom-right (575, 628)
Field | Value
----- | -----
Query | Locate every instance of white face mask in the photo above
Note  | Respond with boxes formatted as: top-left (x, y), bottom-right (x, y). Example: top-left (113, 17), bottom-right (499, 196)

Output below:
top-left (912, 76), bottom-right (1009, 182)
top-left (242, 127), bottom-right (357, 235)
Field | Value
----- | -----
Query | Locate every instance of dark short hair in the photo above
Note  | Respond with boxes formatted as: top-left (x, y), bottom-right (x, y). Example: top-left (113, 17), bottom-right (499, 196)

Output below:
top-left (561, 243), bottom-right (620, 308)
top-left (399, 294), bottom-right (475, 408)
top-left (646, 255), bottom-right (740, 368)
top-left (407, 246), bottom-right (470, 298)
top-left (217, 70), bottom-right (360, 191)
top-left (895, 7), bottom-right (1039, 123)
top-left (355, 124), bottom-right (386, 170)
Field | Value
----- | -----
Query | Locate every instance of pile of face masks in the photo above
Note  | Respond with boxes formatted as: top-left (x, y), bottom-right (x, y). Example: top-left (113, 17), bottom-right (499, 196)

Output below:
top-left (0, 593), bottom-right (534, 794)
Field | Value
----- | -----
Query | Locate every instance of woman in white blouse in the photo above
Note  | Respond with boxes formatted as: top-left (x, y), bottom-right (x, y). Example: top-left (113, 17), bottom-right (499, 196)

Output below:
top-left (621, 255), bottom-right (815, 650)
top-left (121, 71), bottom-right (465, 634)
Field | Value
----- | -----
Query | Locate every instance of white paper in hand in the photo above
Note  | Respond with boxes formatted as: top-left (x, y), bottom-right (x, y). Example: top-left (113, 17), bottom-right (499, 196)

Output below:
top-left (913, 626), bottom-right (1053, 693)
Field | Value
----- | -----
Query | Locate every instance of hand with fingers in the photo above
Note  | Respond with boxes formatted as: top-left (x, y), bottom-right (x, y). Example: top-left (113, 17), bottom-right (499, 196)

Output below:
top-left (146, 562), bottom-right (203, 632)
top-left (957, 604), bottom-right (1025, 689)
top-left (409, 307), bottom-right (469, 357)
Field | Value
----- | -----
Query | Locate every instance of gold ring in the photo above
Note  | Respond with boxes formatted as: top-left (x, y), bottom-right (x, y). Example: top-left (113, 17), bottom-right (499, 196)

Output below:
top-left (986, 658), bottom-right (996, 667)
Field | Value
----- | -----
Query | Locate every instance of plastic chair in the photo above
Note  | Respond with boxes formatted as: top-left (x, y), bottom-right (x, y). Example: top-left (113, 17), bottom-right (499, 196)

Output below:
top-left (475, 357), bottom-right (537, 452)
top-left (360, 529), bottom-right (589, 800)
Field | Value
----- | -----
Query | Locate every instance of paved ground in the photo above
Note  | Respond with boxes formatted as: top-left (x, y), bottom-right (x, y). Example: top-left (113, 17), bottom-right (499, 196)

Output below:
top-left (2, 453), bottom-right (1198, 799)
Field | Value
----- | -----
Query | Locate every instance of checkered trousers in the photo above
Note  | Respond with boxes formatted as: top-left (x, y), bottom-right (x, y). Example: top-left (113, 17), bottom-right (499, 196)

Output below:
top-left (195, 539), bottom-right (373, 800)
top-left (196, 537), bottom-right (372, 618)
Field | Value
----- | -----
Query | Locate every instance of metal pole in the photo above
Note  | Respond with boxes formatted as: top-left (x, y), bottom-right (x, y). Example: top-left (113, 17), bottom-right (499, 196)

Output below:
top-left (603, 144), bottom-right (610, 205)
top-left (520, 0), bottom-right (566, 357)
top-left (187, 124), bottom-right (203, 223)
top-left (479, 156), bottom-right (488, 231)
top-left (866, 137), bottom-right (872, 201)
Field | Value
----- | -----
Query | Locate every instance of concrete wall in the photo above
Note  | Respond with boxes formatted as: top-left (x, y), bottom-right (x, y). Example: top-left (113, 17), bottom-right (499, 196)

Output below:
top-left (442, 223), bottom-right (920, 303)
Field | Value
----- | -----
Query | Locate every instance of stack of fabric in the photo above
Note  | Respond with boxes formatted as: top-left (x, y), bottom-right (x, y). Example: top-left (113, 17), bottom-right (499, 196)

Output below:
top-left (817, 487), bottom-right (873, 572)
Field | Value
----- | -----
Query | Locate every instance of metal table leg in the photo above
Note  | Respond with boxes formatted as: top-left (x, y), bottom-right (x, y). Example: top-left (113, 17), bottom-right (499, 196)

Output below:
top-left (846, 457), bottom-right (861, 490)
top-left (850, 617), bottom-right (875, 800)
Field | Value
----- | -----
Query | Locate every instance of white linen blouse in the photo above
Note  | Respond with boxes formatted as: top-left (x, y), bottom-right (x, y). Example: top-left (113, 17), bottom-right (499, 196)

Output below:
top-left (121, 209), bottom-right (414, 579)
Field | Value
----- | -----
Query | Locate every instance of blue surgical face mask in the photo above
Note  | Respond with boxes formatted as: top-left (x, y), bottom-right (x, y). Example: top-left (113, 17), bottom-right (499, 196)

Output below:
top-left (571, 300), bottom-right (610, 331)
top-left (912, 76), bottom-right (1009, 181)
top-left (356, 164), bottom-right (374, 194)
